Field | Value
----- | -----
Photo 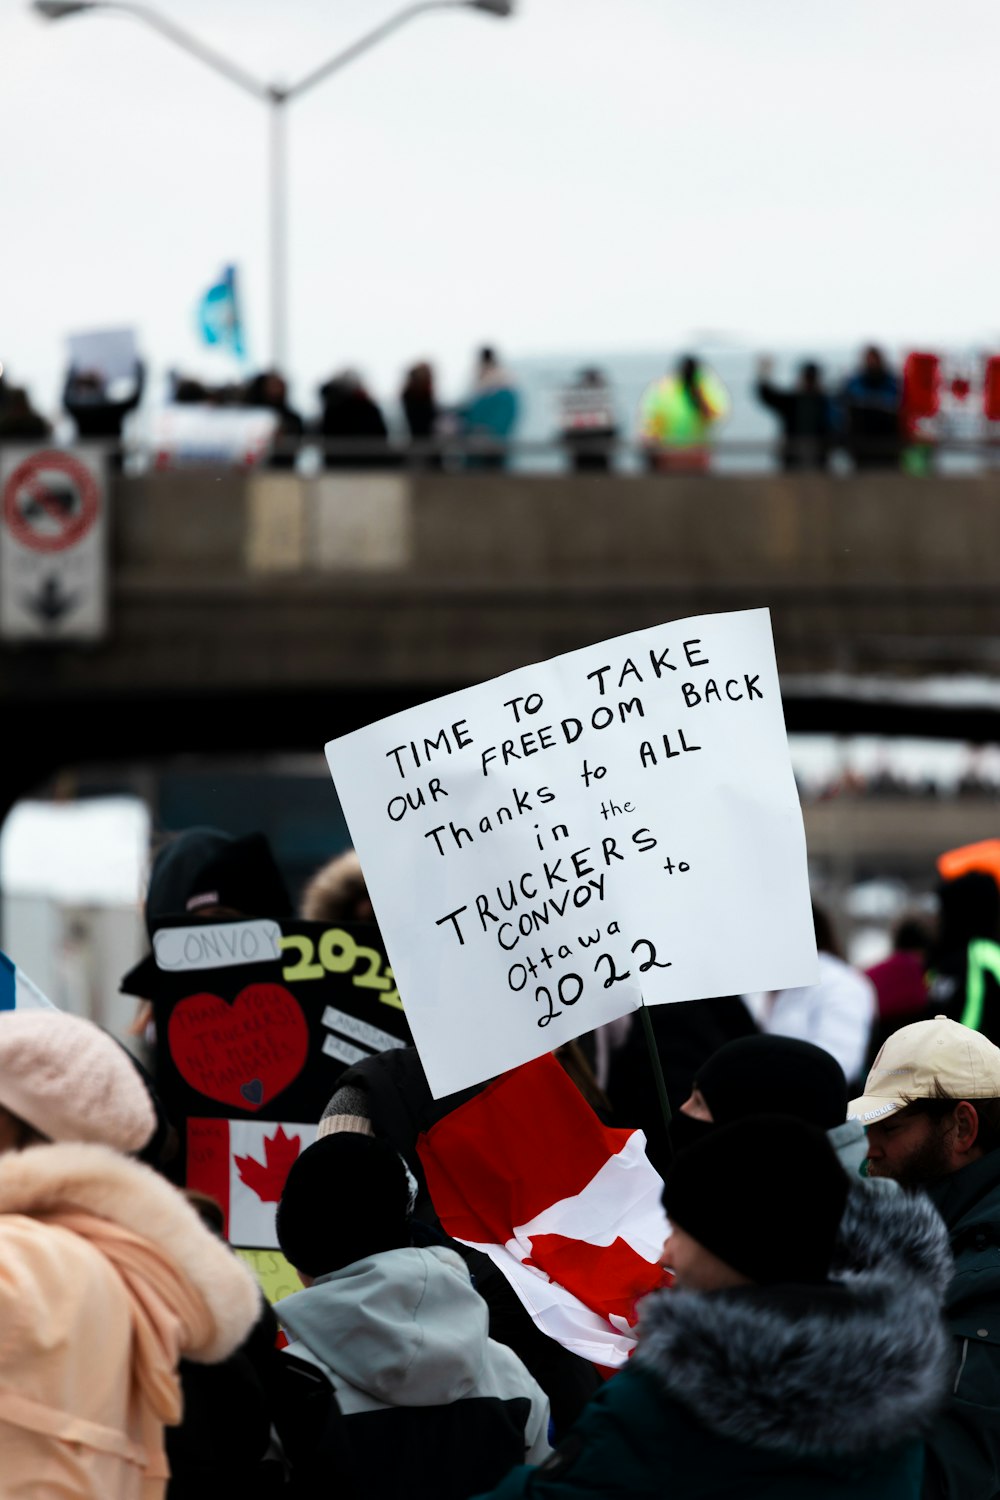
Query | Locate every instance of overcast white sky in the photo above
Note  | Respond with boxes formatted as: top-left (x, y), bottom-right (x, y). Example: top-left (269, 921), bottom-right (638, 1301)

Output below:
top-left (2, 0), bottom-right (997, 412)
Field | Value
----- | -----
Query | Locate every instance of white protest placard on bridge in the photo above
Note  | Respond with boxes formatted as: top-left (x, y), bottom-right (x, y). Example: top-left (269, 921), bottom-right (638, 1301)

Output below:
top-left (325, 608), bottom-right (817, 1098)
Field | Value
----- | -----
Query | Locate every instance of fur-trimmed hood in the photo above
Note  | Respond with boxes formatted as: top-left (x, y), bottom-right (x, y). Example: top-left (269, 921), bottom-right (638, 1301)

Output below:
top-left (0, 1140), bottom-right (261, 1363)
top-left (636, 1181), bottom-right (953, 1458)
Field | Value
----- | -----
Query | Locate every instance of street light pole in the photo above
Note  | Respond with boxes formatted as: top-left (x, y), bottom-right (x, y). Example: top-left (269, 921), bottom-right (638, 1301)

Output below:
top-left (33, 0), bottom-right (514, 371)
top-left (269, 92), bottom-right (288, 372)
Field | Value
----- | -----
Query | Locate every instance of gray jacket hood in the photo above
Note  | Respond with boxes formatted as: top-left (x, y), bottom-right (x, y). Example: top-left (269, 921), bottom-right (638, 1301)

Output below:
top-left (276, 1245), bottom-right (491, 1406)
top-left (636, 1180), bottom-right (954, 1457)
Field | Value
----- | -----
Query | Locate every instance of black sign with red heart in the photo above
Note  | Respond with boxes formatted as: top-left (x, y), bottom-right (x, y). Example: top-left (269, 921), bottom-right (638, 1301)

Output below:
top-left (168, 983), bottom-right (310, 1112)
top-left (149, 919), bottom-right (412, 1153)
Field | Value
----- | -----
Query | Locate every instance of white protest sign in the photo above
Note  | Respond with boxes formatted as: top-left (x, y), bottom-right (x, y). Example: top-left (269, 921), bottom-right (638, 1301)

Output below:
top-left (67, 327), bottom-right (138, 386)
top-left (149, 405), bottom-right (277, 468)
top-left (326, 608), bottom-right (817, 1098)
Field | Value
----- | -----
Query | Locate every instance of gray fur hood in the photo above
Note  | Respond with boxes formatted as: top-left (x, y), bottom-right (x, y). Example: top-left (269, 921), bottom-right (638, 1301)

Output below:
top-left (635, 1182), bottom-right (954, 1457)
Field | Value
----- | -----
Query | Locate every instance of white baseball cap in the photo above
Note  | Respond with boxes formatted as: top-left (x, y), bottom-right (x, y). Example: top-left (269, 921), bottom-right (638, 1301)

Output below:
top-left (849, 1015), bottom-right (1000, 1125)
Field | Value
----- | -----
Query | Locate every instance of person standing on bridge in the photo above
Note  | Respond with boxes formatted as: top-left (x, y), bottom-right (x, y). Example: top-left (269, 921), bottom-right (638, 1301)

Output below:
top-left (755, 355), bottom-right (837, 470)
top-left (319, 369), bottom-right (392, 469)
top-left (460, 347), bottom-right (520, 470)
top-left (0, 372), bottom-right (51, 444)
top-left (639, 355), bottom-right (729, 474)
top-left (63, 357), bottom-right (145, 452)
top-left (842, 345), bottom-right (902, 469)
top-left (244, 369), bottom-right (304, 471)
top-left (401, 361), bottom-right (443, 468)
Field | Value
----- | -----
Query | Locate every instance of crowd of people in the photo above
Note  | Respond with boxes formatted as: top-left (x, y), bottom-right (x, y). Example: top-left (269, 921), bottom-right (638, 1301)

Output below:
top-left (754, 344), bottom-right (905, 472)
top-left (804, 760), bottom-right (1000, 803)
top-left (633, 343), bottom-right (934, 474)
top-left (147, 342), bottom-right (938, 475)
top-left (0, 347), bottom-right (523, 472)
top-left (3, 824), bottom-right (1000, 1497)
top-left (166, 346), bottom-right (523, 470)
top-left (0, 342), bottom-right (965, 475)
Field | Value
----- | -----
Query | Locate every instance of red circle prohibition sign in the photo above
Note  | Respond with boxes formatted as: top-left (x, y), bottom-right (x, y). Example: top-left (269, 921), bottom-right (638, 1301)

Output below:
top-left (3, 451), bottom-right (100, 553)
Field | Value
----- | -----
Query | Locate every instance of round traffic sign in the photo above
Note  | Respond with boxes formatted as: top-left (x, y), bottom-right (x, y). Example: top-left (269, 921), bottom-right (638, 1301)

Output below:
top-left (2, 450), bottom-right (100, 554)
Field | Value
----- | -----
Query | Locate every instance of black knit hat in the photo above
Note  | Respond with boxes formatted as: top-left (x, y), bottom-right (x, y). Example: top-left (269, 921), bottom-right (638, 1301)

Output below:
top-left (144, 828), bottom-right (292, 937)
top-left (277, 1134), bottom-right (411, 1278)
top-left (695, 1035), bottom-right (848, 1132)
top-left (121, 828), bottom-right (294, 1000)
top-left (662, 1115), bottom-right (848, 1286)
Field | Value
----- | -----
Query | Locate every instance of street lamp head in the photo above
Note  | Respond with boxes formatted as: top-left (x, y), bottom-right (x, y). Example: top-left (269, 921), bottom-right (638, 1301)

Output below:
top-left (468, 0), bottom-right (515, 16)
top-left (32, 1), bottom-right (99, 18)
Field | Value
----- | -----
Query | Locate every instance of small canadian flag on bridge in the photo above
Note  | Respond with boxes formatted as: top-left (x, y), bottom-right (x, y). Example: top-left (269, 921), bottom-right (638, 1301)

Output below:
top-left (417, 1054), bottom-right (669, 1368)
top-left (187, 1118), bottom-right (318, 1248)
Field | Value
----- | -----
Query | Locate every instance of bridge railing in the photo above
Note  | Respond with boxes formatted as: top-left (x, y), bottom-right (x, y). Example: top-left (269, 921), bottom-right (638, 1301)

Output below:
top-left (120, 432), bottom-right (1000, 478)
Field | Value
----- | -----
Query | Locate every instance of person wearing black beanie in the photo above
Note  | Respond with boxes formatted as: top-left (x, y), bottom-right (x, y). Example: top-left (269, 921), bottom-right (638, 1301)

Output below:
top-left (143, 828), bottom-right (293, 938)
top-left (674, 1033), bottom-right (871, 1179)
top-left (694, 1035), bottom-right (847, 1129)
top-left (661, 1116), bottom-right (847, 1289)
top-left (277, 1134), bottom-right (411, 1280)
top-left (474, 1113), bottom-right (953, 1500)
top-left (272, 1134), bottom-right (551, 1500)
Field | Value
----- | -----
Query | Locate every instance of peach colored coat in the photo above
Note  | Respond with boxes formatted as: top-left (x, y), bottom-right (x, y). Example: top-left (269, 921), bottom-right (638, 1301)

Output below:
top-left (0, 1142), bottom-right (261, 1499)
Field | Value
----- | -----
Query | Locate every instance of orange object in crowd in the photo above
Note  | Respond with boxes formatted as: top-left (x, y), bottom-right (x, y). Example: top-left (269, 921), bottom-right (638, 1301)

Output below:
top-left (938, 839), bottom-right (1000, 888)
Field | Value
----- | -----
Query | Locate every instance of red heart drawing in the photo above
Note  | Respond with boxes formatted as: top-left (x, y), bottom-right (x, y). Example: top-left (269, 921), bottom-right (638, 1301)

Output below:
top-left (168, 984), bottom-right (309, 1112)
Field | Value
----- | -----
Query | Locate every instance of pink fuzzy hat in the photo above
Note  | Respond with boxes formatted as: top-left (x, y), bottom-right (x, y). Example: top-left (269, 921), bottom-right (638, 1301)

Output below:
top-left (0, 1011), bottom-right (156, 1152)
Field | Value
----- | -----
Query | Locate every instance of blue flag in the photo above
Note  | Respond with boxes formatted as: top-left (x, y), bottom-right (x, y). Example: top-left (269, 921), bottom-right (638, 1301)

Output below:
top-left (198, 264), bottom-right (245, 359)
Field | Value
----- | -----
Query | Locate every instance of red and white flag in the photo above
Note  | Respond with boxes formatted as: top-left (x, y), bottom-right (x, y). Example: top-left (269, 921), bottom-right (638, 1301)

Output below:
top-left (187, 1118), bottom-right (317, 1248)
top-left (417, 1055), bottom-right (669, 1367)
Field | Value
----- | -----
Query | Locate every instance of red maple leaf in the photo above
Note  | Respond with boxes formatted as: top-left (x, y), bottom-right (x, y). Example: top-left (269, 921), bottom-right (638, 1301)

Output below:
top-left (235, 1125), bottom-right (302, 1202)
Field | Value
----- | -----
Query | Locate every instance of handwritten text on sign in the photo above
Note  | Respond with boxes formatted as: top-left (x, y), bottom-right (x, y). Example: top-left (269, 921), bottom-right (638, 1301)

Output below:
top-left (325, 609), bottom-right (817, 1097)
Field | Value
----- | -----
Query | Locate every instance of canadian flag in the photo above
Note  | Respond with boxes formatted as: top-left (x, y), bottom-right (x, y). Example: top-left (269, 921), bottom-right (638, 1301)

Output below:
top-left (187, 1118), bottom-right (317, 1248)
top-left (417, 1055), bottom-right (669, 1368)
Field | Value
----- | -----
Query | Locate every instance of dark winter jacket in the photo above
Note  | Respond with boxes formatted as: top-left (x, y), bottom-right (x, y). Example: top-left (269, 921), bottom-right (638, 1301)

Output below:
top-left (928, 874), bottom-right (1000, 1045)
top-left (476, 1181), bottom-right (953, 1499)
top-left (842, 369), bottom-right (902, 468)
top-left (319, 382), bottom-right (391, 468)
top-left (930, 941), bottom-right (1000, 1048)
top-left (401, 389), bottom-right (438, 441)
top-left (275, 1244), bottom-right (550, 1500)
top-left (755, 380), bottom-right (836, 470)
top-left (923, 1149), bottom-right (1000, 1500)
top-left (167, 1301), bottom-right (285, 1500)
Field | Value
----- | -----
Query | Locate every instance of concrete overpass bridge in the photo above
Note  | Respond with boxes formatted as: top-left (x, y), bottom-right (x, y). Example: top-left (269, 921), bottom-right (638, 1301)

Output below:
top-left (4, 467), bottom-right (1000, 810)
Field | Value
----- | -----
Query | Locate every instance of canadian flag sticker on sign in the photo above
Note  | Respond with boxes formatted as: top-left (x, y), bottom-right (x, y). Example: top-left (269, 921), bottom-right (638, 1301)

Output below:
top-left (187, 1118), bottom-right (318, 1248)
top-left (0, 447), bottom-right (107, 641)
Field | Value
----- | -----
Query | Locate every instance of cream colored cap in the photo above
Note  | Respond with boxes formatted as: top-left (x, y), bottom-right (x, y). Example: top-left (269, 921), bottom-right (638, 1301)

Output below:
top-left (849, 1015), bottom-right (1000, 1125)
